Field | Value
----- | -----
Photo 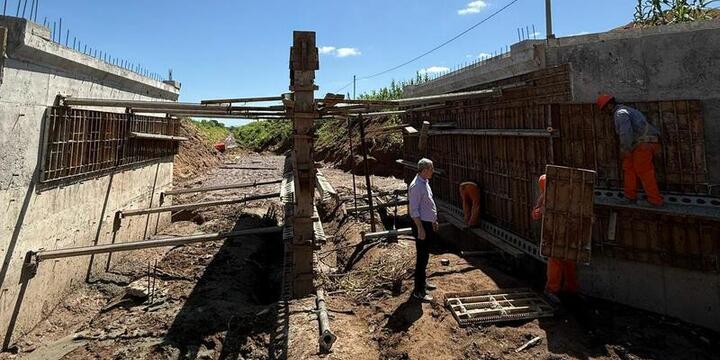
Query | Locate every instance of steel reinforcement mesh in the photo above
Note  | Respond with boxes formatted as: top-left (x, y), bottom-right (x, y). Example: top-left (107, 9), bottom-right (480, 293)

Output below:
top-left (40, 107), bottom-right (179, 185)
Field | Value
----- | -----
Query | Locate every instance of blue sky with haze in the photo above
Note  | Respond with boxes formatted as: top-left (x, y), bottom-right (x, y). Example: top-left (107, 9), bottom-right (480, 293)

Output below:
top-left (23, 0), bottom-right (636, 126)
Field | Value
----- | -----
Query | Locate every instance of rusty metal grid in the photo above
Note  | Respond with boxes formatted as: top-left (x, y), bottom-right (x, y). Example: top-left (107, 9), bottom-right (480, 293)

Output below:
top-left (40, 107), bottom-right (179, 185)
top-left (445, 288), bottom-right (554, 327)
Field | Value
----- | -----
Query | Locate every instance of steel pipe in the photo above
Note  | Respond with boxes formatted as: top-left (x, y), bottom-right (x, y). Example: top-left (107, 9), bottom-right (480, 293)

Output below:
top-left (130, 106), bottom-right (285, 114)
top-left (428, 128), bottom-right (555, 138)
top-left (346, 200), bottom-right (408, 213)
top-left (201, 96), bottom-right (284, 104)
top-left (362, 228), bottom-right (413, 240)
top-left (163, 179), bottom-right (282, 196)
top-left (129, 132), bottom-right (189, 141)
top-left (119, 192), bottom-right (280, 218)
top-left (316, 288), bottom-right (337, 353)
top-left (62, 97), bottom-right (285, 113)
top-left (32, 226), bottom-right (283, 261)
top-left (398, 88), bottom-right (500, 107)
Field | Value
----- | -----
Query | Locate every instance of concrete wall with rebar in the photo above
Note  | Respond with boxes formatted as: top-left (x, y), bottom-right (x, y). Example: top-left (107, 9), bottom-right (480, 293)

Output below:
top-left (402, 20), bottom-right (720, 331)
top-left (0, 16), bottom-right (180, 348)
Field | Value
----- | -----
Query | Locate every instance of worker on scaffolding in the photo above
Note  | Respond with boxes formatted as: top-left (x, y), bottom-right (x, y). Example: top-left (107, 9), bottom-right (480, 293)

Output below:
top-left (408, 158), bottom-right (439, 302)
top-left (532, 174), bottom-right (579, 304)
top-left (597, 95), bottom-right (664, 207)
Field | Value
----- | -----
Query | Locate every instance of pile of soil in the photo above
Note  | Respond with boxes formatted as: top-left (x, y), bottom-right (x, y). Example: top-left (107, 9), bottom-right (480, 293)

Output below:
top-left (173, 119), bottom-right (222, 182)
top-left (315, 117), bottom-right (403, 178)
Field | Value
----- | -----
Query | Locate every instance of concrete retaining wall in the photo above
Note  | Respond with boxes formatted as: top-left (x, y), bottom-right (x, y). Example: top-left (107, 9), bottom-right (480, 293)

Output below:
top-left (0, 17), bottom-right (180, 347)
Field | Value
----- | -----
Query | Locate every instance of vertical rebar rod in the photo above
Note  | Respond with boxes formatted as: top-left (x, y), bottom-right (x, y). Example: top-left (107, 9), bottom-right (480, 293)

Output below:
top-left (15, 0), bottom-right (20, 16)
top-left (58, 17), bottom-right (62, 43)
top-left (28, 0), bottom-right (34, 20)
top-left (347, 118), bottom-right (359, 219)
top-left (358, 115), bottom-right (377, 232)
top-left (2, 0), bottom-right (7, 16)
top-left (33, 0), bottom-right (37, 21)
top-left (20, 0), bottom-right (26, 18)
top-left (532, 24), bottom-right (537, 39)
top-left (64, 29), bottom-right (68, 46)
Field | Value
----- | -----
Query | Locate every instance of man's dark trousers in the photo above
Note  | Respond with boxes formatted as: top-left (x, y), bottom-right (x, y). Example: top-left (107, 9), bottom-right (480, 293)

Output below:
top-left (413, 220), bottom-right (435, 294)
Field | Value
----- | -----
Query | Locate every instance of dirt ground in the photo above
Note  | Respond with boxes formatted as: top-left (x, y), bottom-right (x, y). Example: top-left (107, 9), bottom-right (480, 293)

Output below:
top-left (1, 154), bottom-right (718, 360)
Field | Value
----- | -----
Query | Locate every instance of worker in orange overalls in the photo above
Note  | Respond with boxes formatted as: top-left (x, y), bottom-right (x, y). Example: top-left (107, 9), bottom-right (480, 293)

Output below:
top-left (459, 182), bottom-right (480, 226)
top-left (532, 174), bottom-right (579, 304)
top-left (597, 95), bottom-right (663, 207)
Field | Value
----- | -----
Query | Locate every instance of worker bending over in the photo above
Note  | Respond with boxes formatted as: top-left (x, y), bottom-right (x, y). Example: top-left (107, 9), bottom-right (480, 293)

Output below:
top-left (532, 174), bottom-right (579, 304)
top-left (408, 158), bottom-right (439, 302)
top-left (597, 95), bottom-right (663, 207)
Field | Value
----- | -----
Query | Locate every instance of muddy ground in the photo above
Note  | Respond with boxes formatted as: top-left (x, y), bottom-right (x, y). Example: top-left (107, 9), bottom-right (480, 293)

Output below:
top-left (1, 153), bottom-right (718, 360)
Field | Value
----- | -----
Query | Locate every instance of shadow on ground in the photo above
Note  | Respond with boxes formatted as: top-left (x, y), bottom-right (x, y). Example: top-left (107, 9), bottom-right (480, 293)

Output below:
top-left (160, 214), bottom-right (286, 359)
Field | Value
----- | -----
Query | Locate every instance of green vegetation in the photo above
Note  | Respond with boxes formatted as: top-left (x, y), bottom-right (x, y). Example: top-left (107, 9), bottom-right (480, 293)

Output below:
top-left (634, 0), bottom-right (717, 25)
top-left (231, 120), bottom-right (292, 152)
top-left (190, 119), bottom-right (229, 143)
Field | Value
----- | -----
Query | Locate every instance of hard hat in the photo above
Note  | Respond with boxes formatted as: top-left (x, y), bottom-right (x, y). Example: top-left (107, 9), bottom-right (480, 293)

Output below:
top-left (538, 174), bottom-right (546, 191)
top-left (596, 94), bottom-right (615, 110)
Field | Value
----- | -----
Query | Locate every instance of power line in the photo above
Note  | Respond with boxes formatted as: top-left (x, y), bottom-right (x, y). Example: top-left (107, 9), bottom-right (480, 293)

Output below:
top-left (334, 79), bottom-right (354, 94)
top-left (358, 0), bottom-right (522, 81)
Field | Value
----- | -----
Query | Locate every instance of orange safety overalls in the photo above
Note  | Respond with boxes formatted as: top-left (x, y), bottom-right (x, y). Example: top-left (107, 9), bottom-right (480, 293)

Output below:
top-left (459, 182), bottom-right (481, 226)
top-left (532, 176), bottom-right (579, 294)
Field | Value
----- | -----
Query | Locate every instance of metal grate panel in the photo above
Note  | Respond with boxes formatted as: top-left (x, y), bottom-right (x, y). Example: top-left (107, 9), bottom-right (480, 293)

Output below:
top-left (445, 288), bottom-right (554, 327)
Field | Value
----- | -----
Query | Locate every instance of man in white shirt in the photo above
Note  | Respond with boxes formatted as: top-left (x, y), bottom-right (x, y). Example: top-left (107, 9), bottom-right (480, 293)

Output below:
top-left (408, 158), bottom-right (439, 302)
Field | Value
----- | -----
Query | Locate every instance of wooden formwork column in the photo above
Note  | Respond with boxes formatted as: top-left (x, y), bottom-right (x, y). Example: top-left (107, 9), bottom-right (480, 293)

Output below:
top-left (289, 31), bottom-right (318, 297)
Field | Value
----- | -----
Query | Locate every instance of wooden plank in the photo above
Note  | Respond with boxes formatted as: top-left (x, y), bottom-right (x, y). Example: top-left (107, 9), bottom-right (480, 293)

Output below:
top-left (541, 165), bottom-right (596, 262)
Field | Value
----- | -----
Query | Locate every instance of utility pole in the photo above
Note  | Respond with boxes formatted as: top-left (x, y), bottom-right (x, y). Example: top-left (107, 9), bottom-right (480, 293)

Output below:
top-left (545, 0), bottom-right (555, 39)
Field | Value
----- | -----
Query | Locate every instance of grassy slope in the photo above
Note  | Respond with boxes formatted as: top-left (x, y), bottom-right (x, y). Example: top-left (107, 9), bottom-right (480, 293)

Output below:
top-left (190, 119), bottom-right (229, 143)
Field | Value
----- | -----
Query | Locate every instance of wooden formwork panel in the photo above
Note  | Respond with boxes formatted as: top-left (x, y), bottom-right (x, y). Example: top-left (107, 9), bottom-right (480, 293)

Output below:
top-left (555, 100), bottom-right (707, 194)
top-left (401, 65), bottom-right (717, 271)
top-left (594, 208), bottom-right (720, 272)
top-left (541, 165), bottom-right (596, 262)
top-left (445, 288), bottom-right (554, 326)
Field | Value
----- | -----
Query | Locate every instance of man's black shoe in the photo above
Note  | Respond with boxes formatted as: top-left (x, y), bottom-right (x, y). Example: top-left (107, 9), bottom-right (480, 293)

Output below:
top-left (412, 291), bottom-right (433, 302)
top-left (426, 281), bottom-right (437, 291)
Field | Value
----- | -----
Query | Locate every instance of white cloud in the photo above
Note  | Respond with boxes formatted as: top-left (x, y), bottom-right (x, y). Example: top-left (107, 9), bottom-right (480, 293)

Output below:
top-left (478, 52), bottom-right (492, 58)
top-left (319, 46), bottom-right (361, 58)
top-left (531, 31), bottom-right (542, 38)
top-left (336, 47), bottom-right (361, 57)
top-left (458, 1), bottom-right (487, 15)
top-left (319, 46), bottom-right (336, 54)
top-left (419, 66), bottom-right (450, 75)
top-left (567, 31), bottom-right (590, 36)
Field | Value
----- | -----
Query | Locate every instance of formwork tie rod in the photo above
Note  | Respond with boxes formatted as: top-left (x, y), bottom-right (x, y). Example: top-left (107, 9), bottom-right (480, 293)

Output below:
top-left (28, 226), bottom-right (283, 263)
top-left (346, 200), bottom-right (409, 214)
top-left (119, 192), bottom-right (280, 218)
top-left (163, 179), bottom-right (282, 196)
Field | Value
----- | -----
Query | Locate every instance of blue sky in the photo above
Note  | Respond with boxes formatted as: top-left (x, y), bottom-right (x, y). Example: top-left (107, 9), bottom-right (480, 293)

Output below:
top-left (20, 0), bottom-right (636, 126)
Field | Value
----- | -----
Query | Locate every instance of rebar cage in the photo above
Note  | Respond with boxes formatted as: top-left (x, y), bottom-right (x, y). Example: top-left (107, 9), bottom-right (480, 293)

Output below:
top-left (39, 106), bottom-right (180, 187)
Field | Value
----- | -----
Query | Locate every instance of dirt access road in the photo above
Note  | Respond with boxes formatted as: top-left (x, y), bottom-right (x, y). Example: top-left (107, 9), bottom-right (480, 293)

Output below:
top-left (2, 152), bottom-right (718, 360)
